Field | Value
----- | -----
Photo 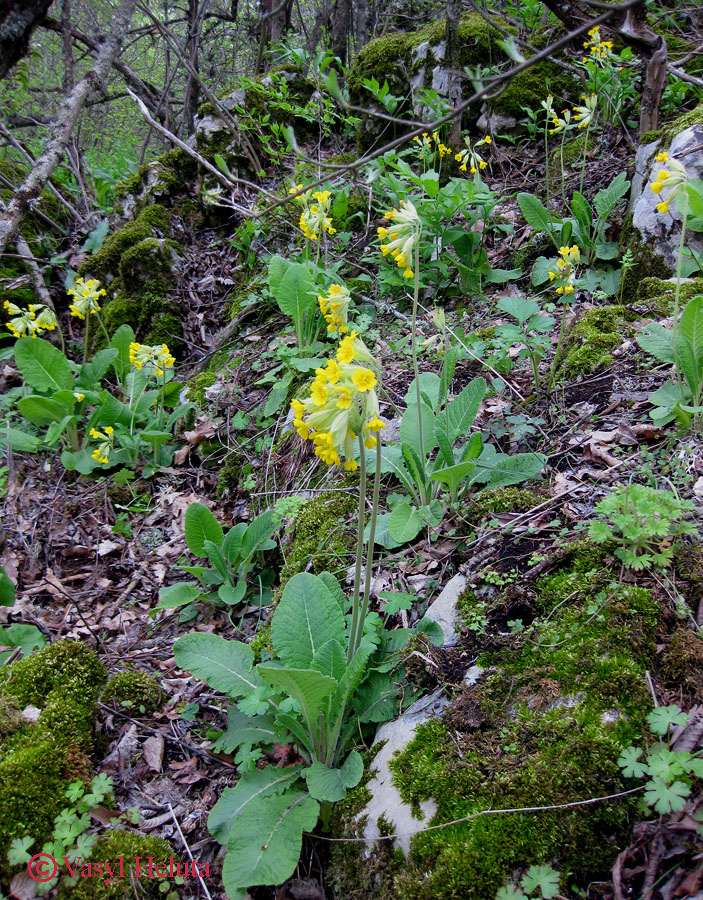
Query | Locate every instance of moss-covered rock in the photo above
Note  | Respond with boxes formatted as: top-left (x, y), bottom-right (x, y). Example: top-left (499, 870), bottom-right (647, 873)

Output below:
top-left (279, 491), bottom-right (357, 586)
top-left (348, 14), bottom-right (511, 152)
top-left (0, 640), bottom-right (107, 881)
top-left (559, 305), bottom-right (628, 379)
top-left (619, 217), bottom-right (673, 301)
top-left (636, 275), bottom-right (703, 316)
top-left (58, 829), bottom-right (174, 900)
top-left (113, 148), bottom-right (198, 222)
top-left (79, 206), bottom-right (170, 285)
top-left (330, 549), bottom-right (658, 899)
top-left (467, 487), bottom-right (545, 523)
top-left (491, 58), bottom-right (576, 123)
top-left (102, 670), bottom-right (165, 714)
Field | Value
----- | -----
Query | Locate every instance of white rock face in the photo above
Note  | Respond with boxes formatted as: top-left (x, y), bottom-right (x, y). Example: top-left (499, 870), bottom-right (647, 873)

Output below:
top-left (356, 573), bottom-right (469, 853)
top-left (630, 124), bottom-right (703, 270)
top-left (358, 689), bottom-right (449, 854)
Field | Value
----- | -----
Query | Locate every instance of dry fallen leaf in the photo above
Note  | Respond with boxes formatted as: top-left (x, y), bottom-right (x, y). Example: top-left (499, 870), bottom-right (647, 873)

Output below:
top-left (142, 735), bottom-right (165, 772)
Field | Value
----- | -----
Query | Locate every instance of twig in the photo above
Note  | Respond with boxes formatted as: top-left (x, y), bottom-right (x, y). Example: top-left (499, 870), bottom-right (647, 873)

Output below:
top-left (168, 803), bottom-right (213, 900)
top-left (645, 670), bottom-right (659, 707)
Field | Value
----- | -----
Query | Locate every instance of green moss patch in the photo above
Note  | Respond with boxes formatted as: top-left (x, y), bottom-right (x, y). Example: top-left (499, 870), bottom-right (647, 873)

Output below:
top-left (559, 305), bottom-right (629, 379)
top-left (0, 640), bottom-right (107, 881)
top-left (280, 491), bottom-right (356, 586)
top-left (332, 547), bottom-right (658, 899)
top-left (102, 670), bottom-right (165, 714)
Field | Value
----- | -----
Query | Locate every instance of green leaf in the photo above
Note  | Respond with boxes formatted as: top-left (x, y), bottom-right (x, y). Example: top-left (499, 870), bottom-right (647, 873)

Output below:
top-left (257, 665), bottom-right (337, 731)
top-left (311, 639), bottom-right (346, 681)
top-left (400, 401), bottom-right (436, 459)
top-left (264, 375), bottom-right (293, 416)
top-left (435, 377), bottom-right (486, 444)
top-left (317, 572), bottom-right (346, 610)
top-left (269, 258), bottom-right (317, 326)
top-left (403, 373), bottom-right (441, 409)
top-left (593, 171), bottom-right (630, 220)
top-left (0, 566), bottom-right (15, 606)
top-left (486, 267), bottom-right (521, 283)
top-left (210, 707), bottom-right (280, 755)
top-left (679, 295), bottom-right (703, 372)
top-left (17, 395), bottom-right (68, 426)
top-left (496, 886), bottom-right (527, 900)
top-left (0, 623), bottom-right (45, 664)
top-left (388, 502), bottom-right (424, 544)
top-left (648, 704), bottom-right (689, 735)
top-left (271, 572), bottom-right (346, 669)
top-left (354, 669), bottom-right (399, 723)
top-left (531, 255), bottom-right (554, 286)
top-left (77, 348), bottom-right (118, 387)
top-left (638, 323), bottom-right (676, 365)
top-left (479, 450), bottom-right (545, 488)
top-left (157, 582), bottom-right (203, 608)
top-left (14, 337), bottom-right (72, 392)
top-left (303, 751), bottom-right (364, 802)
top-left (222, 790), bottom-right (319, 894)
top-left (218, 581), bottom-right (247, 606)
top-left (240, 509), bottom-right (277, 561)
top-left (430, 461), bottom-right (476, 495)
top-left (643, 776), bottom-right (690, 814)
top-left (618, 746), bottom-right (647, 778)
top-left (184, 502), bottom-right (224, 556)
top-left (60, 449), bottom-right (100, 473)
top-left (520, 864), bottom-right (561, 899)
top-left (174, 633), bottom-right (264, 698)
top-left (109, 324), bottom-right (136, 369)
top-left (1, 427), bottom-right (40, 452)
top-left (497, 296), bottom-right (539, 325)
top-left (517, 192), bottom-right (555, 235)
top-left (209, 766), bottom-right (302, 843)
top-left (365, 512), bottom-right (402, 550)
top-left (222, 523), bottom-right (247, 565)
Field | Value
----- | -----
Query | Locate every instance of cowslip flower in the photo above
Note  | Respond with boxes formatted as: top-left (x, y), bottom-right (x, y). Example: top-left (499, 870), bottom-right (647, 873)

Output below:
top-left (67, 277), bottom-right (106, 319)
top-left (549, 109), bottom-right (571, 136)
top-left (572, 94), bottom-right (597, 130)
top-left (548, 245), bottom-right (580, 296)
top-left (454, 135), bottom-right (491, 175)
top-left (298, 189), bottom-right (336, 241)
top-left (650, 156), bottom-right (688, 215)
top-left (319, 283), bottom-right (352, 335)
top-left (89, 425), bottom-right (114, 464)
top-left (378, 199), bottom-right (421, 278)
top-left (4, 301), bottom-right (57, 339)
top-left (129, 342), bottom-right (176, 376)
top-left (291, 337), bottom-right (384, 469)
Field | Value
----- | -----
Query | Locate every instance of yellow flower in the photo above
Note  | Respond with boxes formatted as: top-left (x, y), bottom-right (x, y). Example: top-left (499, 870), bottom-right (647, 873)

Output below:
top-left (89, 426), bottom-right (114, 465)
top-left (378, 199), bottom-right (421, 276)
top-left (655, 151), bottom-right (668, 163)
top-left (4, 301), bottom-right (57, 339)
top-left (656, 200), bottom-right (669, 214)
top-left (310, 380), bottom-right (328, 407)
top-left (129, 341), bottom-right (175, 376)
top-left (650, 157), bottom-right (688, 213)
top-left (67, 277), bottom-right (105, 319)
top-left (351, 367), bottom-right (377, 392)
top-left (74, 392), bottom-right (85, 402)
top-left (297, 186), bottom-right (336, 241)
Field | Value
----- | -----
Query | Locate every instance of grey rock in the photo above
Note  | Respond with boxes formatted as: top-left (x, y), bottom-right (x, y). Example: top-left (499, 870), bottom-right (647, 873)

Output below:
top-left (357, 689), bottom-right (450, 854)
top-left (424, 573), bottom-right (467, 648)
top-left (630, 125), bottom-right (703, 270)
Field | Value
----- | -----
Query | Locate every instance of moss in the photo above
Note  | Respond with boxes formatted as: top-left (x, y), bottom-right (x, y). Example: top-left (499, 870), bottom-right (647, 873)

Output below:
top-left (113, 149), bottom-right (197, 209)
top-left (280, 491), bottom-right (356, 586)
top-left (0, 639), bottom-right (106, 708)
top-left (559, 305), bottom-right (628, 379)
top-left (619, 218), bottom-right (674, 300)
top-left (467, 487), bottom-right (545, 522)
top-left (0, 640), bottom-right (107, 881)
top-left (249, 620), bottom-right (274, 663)
top-left (494, 59), bottom-right (576, 121)
top-left (659, 102), bottom-right (703, 147)
top-left (662, 627), bottom-right (703, 697)
top-left (119, 237), bottom-right (180, 297)
top-left (58, 829), bottom-right (174, 900)
top-left (549, 132), bottom-right (588, 169)
top-left (79, 206), bottom-right (170, 283)
top-left (187, 370), bottom-right (218, 405)
top-left (348, 14), bottom-right (510, 151)
top-left (636, 276), bottom-right (703, 316)
top-left (102, 671), bottom-right (165, 714)
top-left (640, 129), bottom-right (661, 145)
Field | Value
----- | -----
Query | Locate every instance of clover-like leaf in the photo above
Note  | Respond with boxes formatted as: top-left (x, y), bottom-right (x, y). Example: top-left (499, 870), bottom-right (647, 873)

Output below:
top-left (520, 863), bottom-right (561, 899)
top-left (617, 745), bottom-right (647, 779)
top-left (643, 777), bottom-right (690, 814)
top-left (497, 885), bottom-right (527, 900)
top-left (648, 705), bottom-right (689, 736)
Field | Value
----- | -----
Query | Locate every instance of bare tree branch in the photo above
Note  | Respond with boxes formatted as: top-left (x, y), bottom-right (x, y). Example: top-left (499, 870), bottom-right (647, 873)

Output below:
top-left (0, 0), bottom-right (139, 254)
top-left (0, 0), bottom-right (53, 79)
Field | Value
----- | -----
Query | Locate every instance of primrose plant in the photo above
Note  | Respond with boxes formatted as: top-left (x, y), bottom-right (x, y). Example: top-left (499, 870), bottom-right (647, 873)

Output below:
top-left (174, 326), bottom-right (441, 899)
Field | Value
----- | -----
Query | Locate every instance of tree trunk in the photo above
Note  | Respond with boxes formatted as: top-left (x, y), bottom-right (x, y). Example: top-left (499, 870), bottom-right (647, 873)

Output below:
top-left (445, 0), bottom-right (462, 144)
top-left (330, 0), bottom-right (352, 65)
top-left (181, 0), bottom-right (203, 138)
top-left (0, 0), bottom-right (54, 79)
top-left (0, 0), bottom-right (138, 254)
top-left (256, 0), bottom-right (292, 72)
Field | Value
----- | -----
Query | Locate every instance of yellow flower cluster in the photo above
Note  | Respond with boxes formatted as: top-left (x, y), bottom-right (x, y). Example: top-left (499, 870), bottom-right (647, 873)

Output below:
top-left (548, 245), bottom-right (580, 296)
top-left (546, 94), bottom-right (596, 135)
top-left (572, 94), bottom-right (597, 130)
top-left (413, 130), bottom-right (452, 158)
top-left (454, 135), bottom-right (491, 174)
top-left (4, 301), bottom-right (57, 339)
top-left (290, 185), bottom-right (336, 241)
top-left (319, 283), bottom-right (351, 335)
top-left (377, 199), bottom-right (421, 279)
top-left (129, 342), bottom-right (176, 377)
top-left (582, 26), bottom-right (614, 62)
top-left (291, 331), bottom-right (384, 469)
top-left (67, 277), bottom-right (106, 319)
top-left (89, 425), bottom-right (114, 464)
top-left (649, 153), bottom-right (687, 215)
